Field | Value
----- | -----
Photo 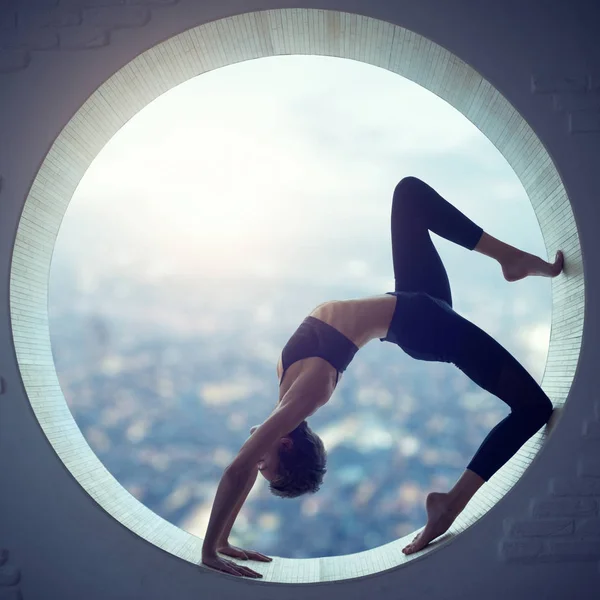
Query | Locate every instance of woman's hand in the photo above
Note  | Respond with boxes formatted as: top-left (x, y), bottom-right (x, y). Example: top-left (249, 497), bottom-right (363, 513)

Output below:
top-left (217, 543), bottom-right (272, 563)
top-left (201, 551), bottom-right (264, 579)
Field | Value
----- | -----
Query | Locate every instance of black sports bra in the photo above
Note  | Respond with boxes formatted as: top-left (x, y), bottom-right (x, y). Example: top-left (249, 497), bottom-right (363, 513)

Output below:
top-left (279, 316), bottom-right (359, 386)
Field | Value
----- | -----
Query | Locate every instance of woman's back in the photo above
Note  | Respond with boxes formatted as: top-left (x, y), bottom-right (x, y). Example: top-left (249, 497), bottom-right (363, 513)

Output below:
top-left (276, 294), bottom-right (397, 402)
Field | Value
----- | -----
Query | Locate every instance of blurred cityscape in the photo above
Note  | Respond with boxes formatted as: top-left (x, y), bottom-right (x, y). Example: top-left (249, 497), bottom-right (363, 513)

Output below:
top-left (48, 255), bottom-right (531, 559)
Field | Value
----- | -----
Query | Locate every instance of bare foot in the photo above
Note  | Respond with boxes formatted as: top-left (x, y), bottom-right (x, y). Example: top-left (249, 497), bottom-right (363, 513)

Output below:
top-left (402, 492), bottom-right (459, 555)
top-left (502, 250), bottom-right (564, 282)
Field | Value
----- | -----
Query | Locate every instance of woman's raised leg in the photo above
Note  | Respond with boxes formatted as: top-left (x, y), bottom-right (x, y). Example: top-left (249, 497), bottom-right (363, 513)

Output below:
top-left (391, 177), bottom-right (484, 306)
top-left (391, 177), bottom-right (564, 301)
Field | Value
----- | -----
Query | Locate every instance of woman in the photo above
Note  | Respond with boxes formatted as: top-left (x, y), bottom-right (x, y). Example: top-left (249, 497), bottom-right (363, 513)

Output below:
top-left (201, 176), bottom-right (564, 578)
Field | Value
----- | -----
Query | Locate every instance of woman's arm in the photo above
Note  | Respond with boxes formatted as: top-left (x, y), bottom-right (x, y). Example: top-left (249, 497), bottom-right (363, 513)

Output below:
top-left (215, 465), bottom-right (258, 547)
top-left (202, 402), bottom-right (310, 555)
top-left (201, 370), bottom-right (331, 576)
top-left (202, 466), bottom-right (258, 553)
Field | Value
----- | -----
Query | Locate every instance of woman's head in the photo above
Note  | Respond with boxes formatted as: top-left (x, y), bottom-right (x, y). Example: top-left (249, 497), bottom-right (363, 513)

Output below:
top-left (249, 421), bottom-right (327, 498)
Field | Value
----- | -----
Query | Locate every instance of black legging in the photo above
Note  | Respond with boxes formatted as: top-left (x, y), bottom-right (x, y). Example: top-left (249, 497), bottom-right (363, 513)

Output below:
top-left (386, 176), bottom-right (554, 482)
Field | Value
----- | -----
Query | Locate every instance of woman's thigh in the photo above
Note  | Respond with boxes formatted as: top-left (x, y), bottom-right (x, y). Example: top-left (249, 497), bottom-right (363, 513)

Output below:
top-left (391, 179), bottom-right (453, 307)
top-left (388, 293), bottom-right (457, 361)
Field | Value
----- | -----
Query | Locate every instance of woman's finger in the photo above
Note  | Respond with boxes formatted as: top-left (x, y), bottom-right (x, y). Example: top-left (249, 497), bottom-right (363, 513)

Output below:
top-left (228, 560), bottom-right (261, 578)
top-left (221, 558), bottom-right (262, 578)
top-left (222, 548), bottom-right (248, 560)
top-left (209, 562), bottom-right (241, 577)
top-left (246, 551), bottom-right (272, 562)
top-left (237, 565), bottom-right (262, 578)
top-left (224, 561), bottom-right (251, 577)
top-left (225, 565), bottom-right (244, 577)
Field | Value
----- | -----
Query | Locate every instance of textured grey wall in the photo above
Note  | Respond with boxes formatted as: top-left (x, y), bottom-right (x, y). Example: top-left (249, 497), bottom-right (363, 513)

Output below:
top-left (0, 1), bottom-right (598, 598)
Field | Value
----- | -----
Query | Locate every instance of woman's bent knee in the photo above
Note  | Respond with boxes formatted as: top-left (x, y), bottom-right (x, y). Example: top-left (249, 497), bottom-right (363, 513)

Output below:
top-left (393, 177), bottom-right (428, 214)
top-left (394, 176), bottom-right (424, 196)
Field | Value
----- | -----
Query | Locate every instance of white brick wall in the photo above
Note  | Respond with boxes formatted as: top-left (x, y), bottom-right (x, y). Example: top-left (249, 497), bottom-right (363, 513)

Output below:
top-left (0, 0), bottom-right (181, 71)
top-left (532, 72), bottom-right (600, 133)
top-left (3, 4), bottom-right (588, 588)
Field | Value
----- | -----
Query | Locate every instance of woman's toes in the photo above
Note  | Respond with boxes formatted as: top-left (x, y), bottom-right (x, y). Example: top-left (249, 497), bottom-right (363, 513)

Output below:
top-left (556, 250), bottom-right (564, 272)
top-left (550, 251), bottom-right (564, 276)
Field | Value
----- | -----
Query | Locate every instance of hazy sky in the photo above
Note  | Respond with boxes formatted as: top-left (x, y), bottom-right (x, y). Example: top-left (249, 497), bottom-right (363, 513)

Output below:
top-left (52, 55), bottom-right (553, 379)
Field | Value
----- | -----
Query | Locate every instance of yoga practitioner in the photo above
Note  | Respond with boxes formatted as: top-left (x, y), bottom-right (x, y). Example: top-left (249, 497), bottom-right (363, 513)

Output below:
top-left (200, 176), bottom-right (564, 578)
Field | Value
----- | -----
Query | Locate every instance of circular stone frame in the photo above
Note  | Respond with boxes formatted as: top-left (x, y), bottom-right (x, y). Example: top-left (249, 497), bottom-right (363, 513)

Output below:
top-left (8, 8), bottom-right (583, 584)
